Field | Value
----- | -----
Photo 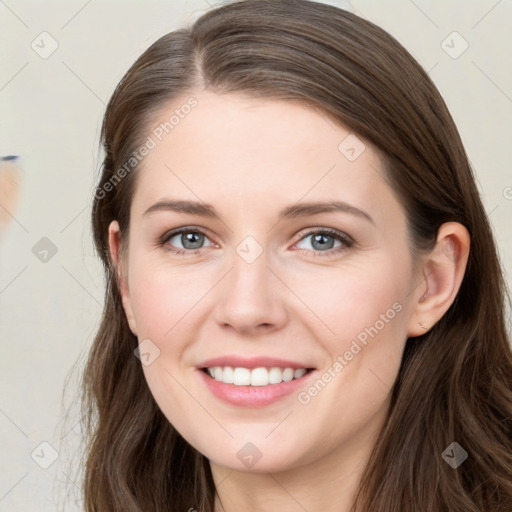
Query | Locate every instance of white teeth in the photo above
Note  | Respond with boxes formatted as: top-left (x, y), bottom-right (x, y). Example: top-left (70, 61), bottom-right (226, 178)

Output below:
top-left (250, 367), bottom-right (268, 386)
top-left (282, 368), bottom-right (294, 382)
top-left (205, 366), bottom-right (309, 386)
top-left (233, 367), bottom-right (251, 385)
top-left (294, 368), bottom-right (307, 379)
top-left (223, 366), bottom-right (234, 384)
top-left (268, 367), bottom-right (283, 384)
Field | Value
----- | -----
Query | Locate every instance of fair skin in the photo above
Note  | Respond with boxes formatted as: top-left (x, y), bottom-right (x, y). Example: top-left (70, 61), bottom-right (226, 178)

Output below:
top-left (108, 91), bottom-right (470, 512)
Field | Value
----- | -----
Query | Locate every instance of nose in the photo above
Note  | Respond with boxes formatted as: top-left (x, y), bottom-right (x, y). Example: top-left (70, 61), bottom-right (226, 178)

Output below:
top-left (213, 246), bottom-right (289, 335)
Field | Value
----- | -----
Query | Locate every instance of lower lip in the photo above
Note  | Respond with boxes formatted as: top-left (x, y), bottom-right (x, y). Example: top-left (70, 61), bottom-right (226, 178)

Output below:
top-left (197, 369), bottom-right (316, 408)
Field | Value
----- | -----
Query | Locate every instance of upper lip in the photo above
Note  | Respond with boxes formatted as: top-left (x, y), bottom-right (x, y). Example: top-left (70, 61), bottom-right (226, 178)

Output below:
top-left (197, 355), bottom-right (315, 370)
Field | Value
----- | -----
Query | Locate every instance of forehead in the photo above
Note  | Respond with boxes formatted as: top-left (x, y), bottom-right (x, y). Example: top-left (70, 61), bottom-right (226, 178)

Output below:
top-left (130, 91), bottom-right (396, 222)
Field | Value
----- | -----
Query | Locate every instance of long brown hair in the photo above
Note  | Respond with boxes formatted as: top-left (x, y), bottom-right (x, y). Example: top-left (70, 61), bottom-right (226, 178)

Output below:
top-left (79, 1), bottom-right (512, 510)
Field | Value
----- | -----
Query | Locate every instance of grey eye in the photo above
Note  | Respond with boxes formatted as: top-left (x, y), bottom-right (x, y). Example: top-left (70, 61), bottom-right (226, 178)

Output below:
top-left (296, 232), bottom-right (342, 251)
top-left (167, 231), bottom-right (213, 250)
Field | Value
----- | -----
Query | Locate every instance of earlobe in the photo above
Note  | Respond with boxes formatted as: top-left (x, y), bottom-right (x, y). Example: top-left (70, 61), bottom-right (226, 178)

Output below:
top-left (108, 220), bottom-right (138, 336)
top-left (407, 222), bottom-right (470, 337)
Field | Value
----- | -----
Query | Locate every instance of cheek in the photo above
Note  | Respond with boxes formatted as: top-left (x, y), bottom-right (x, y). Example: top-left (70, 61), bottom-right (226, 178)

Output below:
top-left (127, 252), bottom-right (204, 343)
top-left (128, 260), bottom-right (203, 421)
top-left (292, 255), bottom-right (411, 411)
top-left (289, 256), bottom-right (409, 347)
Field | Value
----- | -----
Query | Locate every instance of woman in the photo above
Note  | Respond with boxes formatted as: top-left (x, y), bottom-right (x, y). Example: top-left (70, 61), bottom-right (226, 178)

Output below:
top-left (82, 0), bottom-right (512, 510)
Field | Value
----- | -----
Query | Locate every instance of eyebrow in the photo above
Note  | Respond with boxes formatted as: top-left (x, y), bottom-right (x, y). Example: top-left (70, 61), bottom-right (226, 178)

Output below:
top-left (143, 199), bottom-right (375, 225)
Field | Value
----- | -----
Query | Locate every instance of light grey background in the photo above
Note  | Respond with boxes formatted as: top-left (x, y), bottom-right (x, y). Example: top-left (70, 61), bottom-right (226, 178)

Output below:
top-left (0, 1), bottom-right (511, 510)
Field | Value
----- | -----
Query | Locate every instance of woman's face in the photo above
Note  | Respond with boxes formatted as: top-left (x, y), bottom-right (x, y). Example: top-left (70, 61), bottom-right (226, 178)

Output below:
top-left (110, 91), bottom-right (425, 473)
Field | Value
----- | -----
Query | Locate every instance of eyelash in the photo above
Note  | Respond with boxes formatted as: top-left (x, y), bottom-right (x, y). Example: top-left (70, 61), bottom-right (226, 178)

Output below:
top-left (157, 226), bottom-right (354, 258)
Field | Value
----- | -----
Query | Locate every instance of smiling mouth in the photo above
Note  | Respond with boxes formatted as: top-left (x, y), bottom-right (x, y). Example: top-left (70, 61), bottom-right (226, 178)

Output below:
top-left (201, 366), bottom-right (315, 386)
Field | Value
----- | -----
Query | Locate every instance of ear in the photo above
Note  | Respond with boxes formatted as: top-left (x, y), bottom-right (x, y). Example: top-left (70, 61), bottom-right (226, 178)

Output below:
top-left (108, 220), bottom-right (138, 336)
top-left (407, 222), bottom-right (470, 337)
